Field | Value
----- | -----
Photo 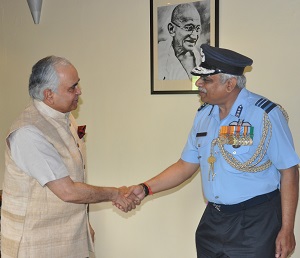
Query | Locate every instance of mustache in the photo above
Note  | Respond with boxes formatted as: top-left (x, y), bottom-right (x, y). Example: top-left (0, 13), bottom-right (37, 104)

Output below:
top-left (185, 38), bottom-right (197, 43)
top-left (198, 87), bottom-right (207, 93)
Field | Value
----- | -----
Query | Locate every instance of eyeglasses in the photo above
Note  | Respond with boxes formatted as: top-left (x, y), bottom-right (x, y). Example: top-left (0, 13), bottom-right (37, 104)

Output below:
top-left (171, 21), bottom-right (202, 34)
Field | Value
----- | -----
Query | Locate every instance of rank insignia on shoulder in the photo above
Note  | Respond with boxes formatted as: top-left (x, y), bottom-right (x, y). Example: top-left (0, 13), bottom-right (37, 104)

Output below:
top-left (255, 98), bottom-right (277, 113)
top-left (198, 103), bottom-right (209, 112)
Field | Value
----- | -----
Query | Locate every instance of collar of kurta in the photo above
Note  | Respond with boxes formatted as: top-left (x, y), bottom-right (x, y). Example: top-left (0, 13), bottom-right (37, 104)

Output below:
top-left (33, 99), bottom-right (70, 120)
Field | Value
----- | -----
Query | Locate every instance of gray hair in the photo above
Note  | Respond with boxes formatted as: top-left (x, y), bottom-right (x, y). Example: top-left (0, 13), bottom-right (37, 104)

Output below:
top-left (219, 73), bottom-right (247, 89)
top-left (29, 55), bottom-right (72, 100)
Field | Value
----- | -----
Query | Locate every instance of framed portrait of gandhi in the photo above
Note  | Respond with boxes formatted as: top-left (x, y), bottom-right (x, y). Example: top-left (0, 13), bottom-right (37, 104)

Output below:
top-left (150, 0), bottom-right (219, 94)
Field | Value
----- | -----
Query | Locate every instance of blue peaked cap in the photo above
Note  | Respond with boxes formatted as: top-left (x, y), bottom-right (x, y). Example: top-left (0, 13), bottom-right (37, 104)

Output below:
top-left (191, 44), bottom-right (253, 76)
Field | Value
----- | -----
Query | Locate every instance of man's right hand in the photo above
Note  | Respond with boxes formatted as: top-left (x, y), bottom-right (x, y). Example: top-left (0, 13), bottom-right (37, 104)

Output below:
top-left (112, 186), bottom-right (141, 212)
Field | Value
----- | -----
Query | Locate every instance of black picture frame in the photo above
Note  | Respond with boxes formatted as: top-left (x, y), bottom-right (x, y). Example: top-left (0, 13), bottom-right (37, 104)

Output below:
top-left (150, 0), bottom-right (219, 94)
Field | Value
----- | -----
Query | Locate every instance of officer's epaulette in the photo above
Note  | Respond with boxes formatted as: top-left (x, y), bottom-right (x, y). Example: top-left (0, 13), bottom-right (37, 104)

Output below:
top-left (255, 98), bottom-right (277, 113)
top-left (197, 103), bottom-right (209, 112)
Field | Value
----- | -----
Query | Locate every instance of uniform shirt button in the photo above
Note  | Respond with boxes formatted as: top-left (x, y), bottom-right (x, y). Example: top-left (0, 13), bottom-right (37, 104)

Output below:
top-left (232, 151), bottom-right (236, 154)
top-left (215, 196), bottom-right (219, 199)
top-left (77, 143), bottom-right (80, 147)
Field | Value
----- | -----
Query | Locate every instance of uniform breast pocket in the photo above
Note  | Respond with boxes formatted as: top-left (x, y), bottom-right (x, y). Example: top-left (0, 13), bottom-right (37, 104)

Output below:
top-left (196, 136), bottom-right (211, 161)
top-left (221, 143), bottom-right (262, 174)
top-left (225, 145), bottom-right (250, 155)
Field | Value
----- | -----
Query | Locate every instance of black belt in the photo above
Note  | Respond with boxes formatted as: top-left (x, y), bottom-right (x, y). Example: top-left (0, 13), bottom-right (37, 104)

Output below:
top-left (209, 189), bottom-right (279, 213)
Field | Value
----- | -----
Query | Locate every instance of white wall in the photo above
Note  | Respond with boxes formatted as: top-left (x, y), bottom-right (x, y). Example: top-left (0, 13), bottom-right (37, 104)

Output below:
top-left (0, 1), bottom-right (299, 257)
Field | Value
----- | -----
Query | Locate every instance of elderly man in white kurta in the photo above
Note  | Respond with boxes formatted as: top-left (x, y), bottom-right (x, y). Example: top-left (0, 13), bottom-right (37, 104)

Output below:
top-left (1, 56), bottom-right (138, 258)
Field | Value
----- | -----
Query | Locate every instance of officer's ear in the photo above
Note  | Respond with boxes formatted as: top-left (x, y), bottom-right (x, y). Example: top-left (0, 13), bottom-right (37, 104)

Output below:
top-left (225, 77), bottom-right (238, 93)
top-left (43, 89), bottom-right (54, 104)
top-left (168, 23), bottom-right (176, 36)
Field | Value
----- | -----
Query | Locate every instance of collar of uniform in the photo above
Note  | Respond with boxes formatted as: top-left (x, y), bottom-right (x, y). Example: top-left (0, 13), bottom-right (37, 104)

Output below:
top-left (228, 88), bottom-right (249, 118)
top-left (209, 88), bottom-right (249, 119)
top-left (33, 99), bottom-right (70, 120)
top-left (209, 104), bottom-right (219, 120)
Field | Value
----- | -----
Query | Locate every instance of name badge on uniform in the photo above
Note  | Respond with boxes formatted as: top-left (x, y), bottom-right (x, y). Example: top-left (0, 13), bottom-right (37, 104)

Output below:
top-left (196, 132), bottom-right (207, 137)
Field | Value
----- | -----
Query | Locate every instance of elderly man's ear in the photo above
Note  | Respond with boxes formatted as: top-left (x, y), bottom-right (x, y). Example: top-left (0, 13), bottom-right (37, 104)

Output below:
top-left (225, 77), bottom-right (238, 93)
top-left (168, 23), bottom-right (176, 36)
top-left (43, 89), bottom-right (54, 104)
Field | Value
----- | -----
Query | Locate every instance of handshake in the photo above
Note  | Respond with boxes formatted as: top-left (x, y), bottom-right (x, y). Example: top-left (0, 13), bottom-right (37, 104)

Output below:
top-left (112, 183), bottom-right (151, 213)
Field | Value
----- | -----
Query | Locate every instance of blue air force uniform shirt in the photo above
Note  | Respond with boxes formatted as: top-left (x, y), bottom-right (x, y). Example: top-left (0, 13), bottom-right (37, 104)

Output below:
top-left (181, 88), bottom-right (300, 205)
